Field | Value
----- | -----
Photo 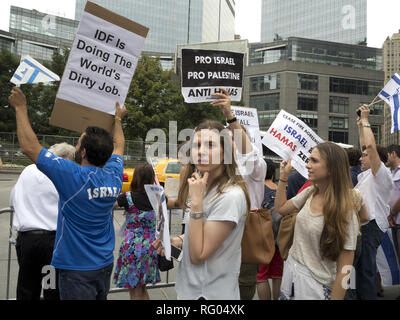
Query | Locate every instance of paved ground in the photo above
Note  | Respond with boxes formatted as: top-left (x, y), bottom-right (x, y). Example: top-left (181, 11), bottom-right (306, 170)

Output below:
top-left (1, 170), bottom-right (400, 300)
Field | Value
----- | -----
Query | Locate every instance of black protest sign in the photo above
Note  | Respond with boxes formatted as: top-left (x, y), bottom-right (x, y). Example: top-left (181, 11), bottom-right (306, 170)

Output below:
top-left (181, 49), bottom-right (244, 103)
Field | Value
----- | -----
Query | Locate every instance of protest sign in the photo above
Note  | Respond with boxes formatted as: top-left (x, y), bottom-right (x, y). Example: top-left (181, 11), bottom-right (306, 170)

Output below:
top-left (144, 184), bottom-right (171, 260)
top-left (261, 110), bottom-right (323, 178)
top-left (181, 49), bottom-right (244, 103)
top-left (164, 177), bottom-right (180, 199)
top-left (230, 106), bottom-right (263, 156)
top-left (50, 1), bottom-right (149, 133)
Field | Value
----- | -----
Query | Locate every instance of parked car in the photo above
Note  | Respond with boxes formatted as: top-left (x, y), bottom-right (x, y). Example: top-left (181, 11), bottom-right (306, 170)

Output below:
top-left (155, 159), bottom-right (182, 186)
top-left (121, 159), bottom-right (182, 193)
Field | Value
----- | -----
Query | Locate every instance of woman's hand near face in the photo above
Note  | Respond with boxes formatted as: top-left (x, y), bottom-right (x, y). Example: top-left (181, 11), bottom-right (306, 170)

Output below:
top-left (280, 159), bottom-right (292, 180)
top-left (188, 172), bottom-right (208, 211)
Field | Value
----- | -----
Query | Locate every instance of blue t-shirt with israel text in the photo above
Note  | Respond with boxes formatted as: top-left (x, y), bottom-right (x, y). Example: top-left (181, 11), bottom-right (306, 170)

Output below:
top-left (36, 148), bottom-right (123, 271)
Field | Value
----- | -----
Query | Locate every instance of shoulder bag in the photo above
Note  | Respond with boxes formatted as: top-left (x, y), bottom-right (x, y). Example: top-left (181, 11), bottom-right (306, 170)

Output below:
top-left (241, 208), bottom-right (275, 265)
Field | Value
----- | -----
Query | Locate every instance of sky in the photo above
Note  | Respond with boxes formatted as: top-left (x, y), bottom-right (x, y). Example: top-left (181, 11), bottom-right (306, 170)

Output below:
top-left (0, 0), bottom-right (399, 48)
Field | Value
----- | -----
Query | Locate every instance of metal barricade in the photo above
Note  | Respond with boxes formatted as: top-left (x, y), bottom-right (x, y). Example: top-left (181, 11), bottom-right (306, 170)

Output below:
top-left (0, 207), bottom-right (14, 300)
top-left (1, 206), bottom-right (177, 299)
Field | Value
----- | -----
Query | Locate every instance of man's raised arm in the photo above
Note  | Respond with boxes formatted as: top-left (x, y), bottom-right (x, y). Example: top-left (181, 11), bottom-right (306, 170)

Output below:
top-left (112, 102), bottom-right (127, 157)
top-left (8, 87), bottom-right (42, 163)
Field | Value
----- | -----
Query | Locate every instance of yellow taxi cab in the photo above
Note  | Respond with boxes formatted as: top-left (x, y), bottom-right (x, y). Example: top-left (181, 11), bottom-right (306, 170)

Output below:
top-left (121, 159), bottom-right (182, 193)
top-left (154, 158), bottom-right (182, 186)
top-left (122, 168), bottom-right (135, 193)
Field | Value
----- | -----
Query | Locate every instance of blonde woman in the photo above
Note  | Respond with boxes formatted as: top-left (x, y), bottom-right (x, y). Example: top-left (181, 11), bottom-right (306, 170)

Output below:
top-left (154, 120), bottom-right (250, 300)
top-left (275, 142), bottom-right (368, 300)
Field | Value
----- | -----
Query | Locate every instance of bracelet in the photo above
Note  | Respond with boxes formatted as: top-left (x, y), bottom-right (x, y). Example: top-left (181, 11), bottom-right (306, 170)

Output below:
top-left (190, 212), bottom-right (204, 219)
top-left (115, 116), bottom-right (122, 122)
top-left (227, 117), bottom-right (237, 124)
top-left (279, 179), bottom-right (288, 183)
top-left (362, 123), bottom-right (371, 128)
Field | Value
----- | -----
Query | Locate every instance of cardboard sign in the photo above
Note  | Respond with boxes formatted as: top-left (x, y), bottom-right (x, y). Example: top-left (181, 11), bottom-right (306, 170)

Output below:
top-left (144, 184), bottom-right (171, 260)
top-left (261, 110), bottom-right (323, 178)
top-left (230, 106), bottom-right (263, 156)
top-left (50, 1), bottom-right (149, 133)
top-left (181, 49), bottom-right (244, 103)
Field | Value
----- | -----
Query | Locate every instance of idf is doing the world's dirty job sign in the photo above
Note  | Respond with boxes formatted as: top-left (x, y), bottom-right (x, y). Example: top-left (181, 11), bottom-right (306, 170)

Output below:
top-left (181, 49), bottom-right (244, 103)
top-left (51, 1), bottom-right (149, 133)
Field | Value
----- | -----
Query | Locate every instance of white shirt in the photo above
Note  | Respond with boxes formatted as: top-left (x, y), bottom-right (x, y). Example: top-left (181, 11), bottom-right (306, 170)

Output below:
top-left (290, 187), bottom-right (359, 288)
top-left (175, 185), bottom-right (247, 300)
top-left (355, 163), bottom-right (393, 232)
top-left (389, 166), bottom-right (400, 225)
top-left (236, 149), bottom-right (267, 209)
top-left (10, 164), bottom-right (59, 232)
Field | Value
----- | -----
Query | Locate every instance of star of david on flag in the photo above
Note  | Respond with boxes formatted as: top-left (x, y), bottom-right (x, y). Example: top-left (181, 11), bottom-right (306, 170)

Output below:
top-left (10, 55), bottom-right (60, 86)
top-left (379, 74), bottom-right (400, 134)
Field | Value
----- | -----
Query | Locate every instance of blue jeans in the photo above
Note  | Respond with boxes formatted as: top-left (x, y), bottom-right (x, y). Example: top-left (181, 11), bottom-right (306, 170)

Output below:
top-left (355, 220), bottom-right (385, 300)
top-left (58, 263), bottom-right (113, 300)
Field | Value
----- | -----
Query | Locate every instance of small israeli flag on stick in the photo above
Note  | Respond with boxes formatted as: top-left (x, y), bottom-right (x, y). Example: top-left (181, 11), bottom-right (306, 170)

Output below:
top-left (379, 73), bottom-right (400, 105)
top-left (10, 55), bottom-right (60, 86)
top-left (377, 74), bottom-right (400, 133)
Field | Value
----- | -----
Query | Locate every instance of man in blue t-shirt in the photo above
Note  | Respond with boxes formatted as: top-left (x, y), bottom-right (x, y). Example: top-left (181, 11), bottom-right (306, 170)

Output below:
top-left (9, 87), bottom-right (126, 300)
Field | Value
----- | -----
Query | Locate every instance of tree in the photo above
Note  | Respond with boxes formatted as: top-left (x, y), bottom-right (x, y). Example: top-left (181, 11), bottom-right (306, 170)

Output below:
top-left (0, 49), bottom-right (19, 133)
top-left (0, 48), bottom-right (76, 137)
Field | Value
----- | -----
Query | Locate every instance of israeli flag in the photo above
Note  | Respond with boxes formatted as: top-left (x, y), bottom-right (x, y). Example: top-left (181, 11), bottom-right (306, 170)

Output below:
top-left (376, 231), bottom-right (400, 287)
top-left (388, 94), bottom-right (400, 134)
top-left (10, 55), bottom-right (60, 85)
top-left (379, 73), bottom-right (400, 105)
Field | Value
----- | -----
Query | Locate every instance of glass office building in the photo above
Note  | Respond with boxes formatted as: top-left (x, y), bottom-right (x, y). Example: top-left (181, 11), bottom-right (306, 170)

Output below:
top-left (0, 30), bottom-right (15, 53)
top-left (244, 37), bottom-right (384, 147)
top-left (249, 37), bottom-right (382, 71)
top-left (261, 0), bottom-right (367, 45)
top-left (9, 6), bottom-right (79, 61)
top-left (75, 0), bottom-right (235, 54)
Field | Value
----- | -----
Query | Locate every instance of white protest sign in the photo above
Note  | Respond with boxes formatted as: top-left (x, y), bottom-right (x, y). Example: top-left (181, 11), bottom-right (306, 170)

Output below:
top-left (181, 49), bottom-right (244, 103)
top-left (230, 106), bottom-right (263, 156)
top-left (56, 10), bottom-right (148, 115)
top-left (261, 110), bottom-right (323, 178)
top-left (164, 177), bottom-right (180, 199)
top-left (144, 184), bottom-right (171, 261)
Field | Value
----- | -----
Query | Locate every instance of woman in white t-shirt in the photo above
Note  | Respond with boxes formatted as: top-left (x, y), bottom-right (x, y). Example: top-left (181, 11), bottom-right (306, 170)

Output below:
top-left (154, 120), bottom-right (250, 300)
top-left (275, 142), bottom-right (368, 300)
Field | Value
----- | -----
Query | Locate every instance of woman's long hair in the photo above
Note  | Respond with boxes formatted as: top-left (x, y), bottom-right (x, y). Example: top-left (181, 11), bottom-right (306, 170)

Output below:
top-left (314, 142), bottom-right (357, 261)
top-left (130, 163), bottom-right (155, 193)
top-left (178, 120), bottom-right (250, 213)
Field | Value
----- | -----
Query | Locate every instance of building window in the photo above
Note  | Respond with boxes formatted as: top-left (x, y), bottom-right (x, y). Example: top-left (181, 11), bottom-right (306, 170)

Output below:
top-left (297, 113), bottom-right (318, 129)
top-left (329, 97), bottom-right (349, 114)
top-left (250, 94), bottom-right (280, 111)
top-left (371, 125), bottom-right (381, 145)
top-left (329, 77), bottom-right (382, 96)
top-left (367, 103), bottom-right (384, 116)
top-left (329, 131), bottom-right (349, 144)
top-left (250, 74), bottom-right (280, 92)
top-left (329, 117), bottom-right (349, 129)
top-left (298, 74), bottom-right (318, 91)
top-left (259, 112), bottom-right (279, 130)
top-left (297, 94), bottom-right (318, 111)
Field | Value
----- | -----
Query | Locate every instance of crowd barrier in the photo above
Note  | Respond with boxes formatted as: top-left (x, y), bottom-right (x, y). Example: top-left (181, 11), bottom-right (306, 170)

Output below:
top-left (0, 206), bottom-right (177, 300)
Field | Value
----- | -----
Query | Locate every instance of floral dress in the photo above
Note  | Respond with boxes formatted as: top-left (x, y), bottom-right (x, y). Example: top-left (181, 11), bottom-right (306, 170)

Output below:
top-left (113, 191), bottom-right (160, 288)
